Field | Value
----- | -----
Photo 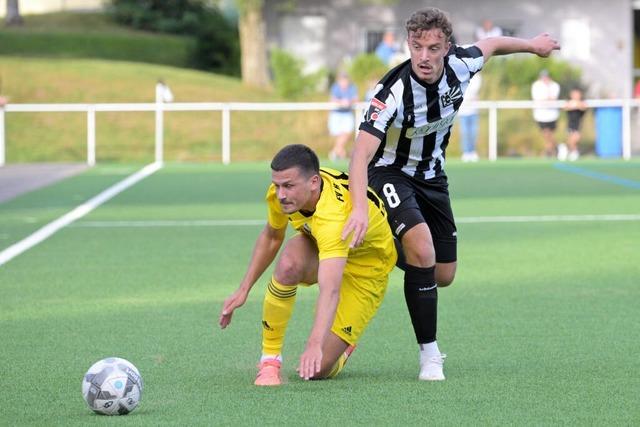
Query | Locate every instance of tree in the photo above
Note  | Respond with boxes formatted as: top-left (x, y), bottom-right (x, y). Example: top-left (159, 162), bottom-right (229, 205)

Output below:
top-left (235, 0), bottom-right (269, 88)
top-left (5, 0), bottom-right (23, 26)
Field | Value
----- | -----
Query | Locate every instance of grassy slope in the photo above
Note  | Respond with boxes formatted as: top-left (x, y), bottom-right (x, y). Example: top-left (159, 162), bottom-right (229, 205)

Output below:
top-left (1, 56), bottom-right (330, 162)
top-left (0, 12), bottom-right (333, 163)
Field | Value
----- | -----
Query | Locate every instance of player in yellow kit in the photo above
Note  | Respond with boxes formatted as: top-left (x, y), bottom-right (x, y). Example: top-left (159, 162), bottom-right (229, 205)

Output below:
top-left (219, 144), bottom-right (396, 385)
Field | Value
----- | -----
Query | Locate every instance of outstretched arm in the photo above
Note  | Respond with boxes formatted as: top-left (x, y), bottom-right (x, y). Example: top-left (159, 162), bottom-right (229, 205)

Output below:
top-left (298, 256), bottom-right (347, 380)
top-left (342, 130), bottom-right (381, 248)
top-left (218, 223), bottom-right (286, 328)
top-left (475, 33), bottom-right (560, 61)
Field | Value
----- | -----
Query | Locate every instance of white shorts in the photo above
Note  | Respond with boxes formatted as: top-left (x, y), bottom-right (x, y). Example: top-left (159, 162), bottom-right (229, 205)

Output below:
top-left (328, 111), bottom-right (355, 136)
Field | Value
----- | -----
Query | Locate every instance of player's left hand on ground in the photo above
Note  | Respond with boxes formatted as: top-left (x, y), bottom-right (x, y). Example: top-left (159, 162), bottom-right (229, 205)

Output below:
top-left (298, 345), bottom-right (323, 380)
top-left (218, 289), bottom-right (248, 329)
top-left (531, 32), bottom-right (560, 57)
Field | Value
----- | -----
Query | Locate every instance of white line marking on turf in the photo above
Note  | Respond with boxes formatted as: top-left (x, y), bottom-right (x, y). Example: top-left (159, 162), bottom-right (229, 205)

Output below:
top-left (74, 219), bottom-right (266, 227)
top-left (456, 214), bottom-right (640, 223)
top-left (71, 214), bottom-right (640, 228)
top-left (0, 162), bottom-right (162, 267)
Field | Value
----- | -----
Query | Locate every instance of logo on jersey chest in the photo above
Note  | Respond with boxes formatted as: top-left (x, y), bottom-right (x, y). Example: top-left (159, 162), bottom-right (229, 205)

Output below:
top-left (440, 85), bottom-right (463, 108)
top-left (297, 223), bottom-right (312, 236)
top-left (405, 113), bottom-right (457, 138)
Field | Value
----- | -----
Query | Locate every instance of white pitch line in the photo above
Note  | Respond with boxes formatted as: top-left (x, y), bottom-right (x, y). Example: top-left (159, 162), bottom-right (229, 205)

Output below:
top-left (74, 219), bottom-right (266, 227)
top-left (0, 162), bottom-right (163, 267)
top-left (456, 214), bottom-right (640, 223)
top-left (70, 213), bottom-right (640, 228)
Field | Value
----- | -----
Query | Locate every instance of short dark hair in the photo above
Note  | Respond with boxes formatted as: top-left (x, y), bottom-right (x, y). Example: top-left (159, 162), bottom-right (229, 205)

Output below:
top-left (271, 144), bottom-right (319, 177)
top-left (405, 8), bottom-right (453, 41)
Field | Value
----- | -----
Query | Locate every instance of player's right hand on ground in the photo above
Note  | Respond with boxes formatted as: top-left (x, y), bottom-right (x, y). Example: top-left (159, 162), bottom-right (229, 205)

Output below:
top-left (218, 289), bottom-right (248, 329)
top-left (342, 208), bottom-right (369, 248)
top-left (298, 344), bottom-right (323, 380)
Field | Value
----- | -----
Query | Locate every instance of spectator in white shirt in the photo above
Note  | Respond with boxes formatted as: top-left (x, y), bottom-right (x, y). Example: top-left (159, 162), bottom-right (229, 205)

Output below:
top-left (531, 69), bottom-right (561, 158)
top-left (156, 79), bottom-right (174, 103)
top-left (475, 19), bottom-right (503, 41)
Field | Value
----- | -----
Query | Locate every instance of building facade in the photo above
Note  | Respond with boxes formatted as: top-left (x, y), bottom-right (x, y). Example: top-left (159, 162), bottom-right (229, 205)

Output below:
top-left (264, 0), bottom-right (638, 98)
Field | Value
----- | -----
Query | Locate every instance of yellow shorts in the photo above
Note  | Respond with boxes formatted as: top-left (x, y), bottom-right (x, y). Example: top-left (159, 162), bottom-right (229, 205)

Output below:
top-left (330, 269), bottom-right (389, 345)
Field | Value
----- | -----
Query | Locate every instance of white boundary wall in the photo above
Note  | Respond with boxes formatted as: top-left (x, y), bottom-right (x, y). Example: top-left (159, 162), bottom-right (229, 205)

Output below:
top-left (0, 99), bottom-right (638, 166)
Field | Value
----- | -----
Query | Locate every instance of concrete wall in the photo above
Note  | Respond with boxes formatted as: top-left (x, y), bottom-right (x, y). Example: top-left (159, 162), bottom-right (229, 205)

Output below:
top-left (265, 0), bottom-right (634, 97)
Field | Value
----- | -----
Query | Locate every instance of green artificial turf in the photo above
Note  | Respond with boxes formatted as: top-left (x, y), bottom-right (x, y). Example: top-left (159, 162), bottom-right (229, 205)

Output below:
top-left (1, 160), bottom-right (639, 425)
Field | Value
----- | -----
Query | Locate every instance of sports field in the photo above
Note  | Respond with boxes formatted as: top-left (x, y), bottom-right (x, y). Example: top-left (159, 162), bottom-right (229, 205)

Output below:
top-left (1, 159), bottom-right (639, 425)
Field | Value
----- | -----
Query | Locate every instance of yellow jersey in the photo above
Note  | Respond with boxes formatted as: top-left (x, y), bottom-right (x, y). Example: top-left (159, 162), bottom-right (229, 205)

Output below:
top-left (266, 167), bottom-right (397, 278)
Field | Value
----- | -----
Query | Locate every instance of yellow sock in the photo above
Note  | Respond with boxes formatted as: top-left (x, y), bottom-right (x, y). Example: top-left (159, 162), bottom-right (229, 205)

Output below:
top-left (261, 276), bottom-right (297, 357)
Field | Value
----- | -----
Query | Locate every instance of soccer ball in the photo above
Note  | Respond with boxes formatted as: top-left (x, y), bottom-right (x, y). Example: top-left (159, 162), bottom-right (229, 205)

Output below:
top-left (81, 357), bottom-right (143, 415)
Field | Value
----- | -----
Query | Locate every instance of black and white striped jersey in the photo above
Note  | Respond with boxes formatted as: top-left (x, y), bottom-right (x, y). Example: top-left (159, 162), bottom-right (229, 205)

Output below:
top-left (359, 45), bottom-right (484, 181)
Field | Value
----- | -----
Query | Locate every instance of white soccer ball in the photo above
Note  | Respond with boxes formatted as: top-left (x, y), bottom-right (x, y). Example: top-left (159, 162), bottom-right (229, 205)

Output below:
top-left (81, 357), bottom-right (143, 415)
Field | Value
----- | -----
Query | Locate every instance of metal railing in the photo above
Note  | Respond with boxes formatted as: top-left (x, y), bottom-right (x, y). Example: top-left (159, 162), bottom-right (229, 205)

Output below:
top-left (1, 99), bottom-right (638, 166)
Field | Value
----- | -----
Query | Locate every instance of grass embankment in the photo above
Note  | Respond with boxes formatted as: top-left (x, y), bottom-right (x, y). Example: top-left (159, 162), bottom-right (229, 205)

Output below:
top-left (1, 56), bottom-right (331, 162)
top-left (0, 12), bottom-right (333, 163)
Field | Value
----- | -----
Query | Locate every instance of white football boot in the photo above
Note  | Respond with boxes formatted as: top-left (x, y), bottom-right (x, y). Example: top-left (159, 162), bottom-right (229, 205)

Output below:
top-left (419, 353), bottom-right (446, 381)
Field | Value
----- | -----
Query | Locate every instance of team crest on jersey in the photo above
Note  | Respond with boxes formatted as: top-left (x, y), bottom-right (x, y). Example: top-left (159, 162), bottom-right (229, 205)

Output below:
top-left (440, 85), bottom-right (463, 108)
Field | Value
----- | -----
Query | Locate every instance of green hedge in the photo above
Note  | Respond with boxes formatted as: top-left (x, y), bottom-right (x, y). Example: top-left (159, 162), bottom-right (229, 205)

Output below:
top-left (0, 31), bottom-right (194, 68)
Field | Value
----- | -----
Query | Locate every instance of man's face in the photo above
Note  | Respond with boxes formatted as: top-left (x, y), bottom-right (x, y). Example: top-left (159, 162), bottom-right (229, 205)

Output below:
top-left (408, 29), bottom-right (450, 84)
top-left (272, 167), bottom-right (319, 214)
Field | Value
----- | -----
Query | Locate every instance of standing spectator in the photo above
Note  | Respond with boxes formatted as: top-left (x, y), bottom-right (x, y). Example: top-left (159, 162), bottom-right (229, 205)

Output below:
top-left (155, 79), bottom-right (174, 103)
top-left (531, 69), bottom-right (561, 158)
top-left (458, 74), bottom-right (482, 162)
top-left (375, 31), bottom-right (398, 66)
top-left (563, 88), bottom-right (588, 161)
top-left (328, 71), bottom-right (358, 161)
top-left (475, 19), bottom-right (502, 41)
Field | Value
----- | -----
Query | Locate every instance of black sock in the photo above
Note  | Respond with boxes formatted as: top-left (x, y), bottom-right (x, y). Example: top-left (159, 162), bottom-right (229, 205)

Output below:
top-left (403, 264), bottom-right (437, 344)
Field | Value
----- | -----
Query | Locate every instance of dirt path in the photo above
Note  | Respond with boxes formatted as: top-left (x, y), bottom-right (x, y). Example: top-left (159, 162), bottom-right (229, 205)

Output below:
top-left (0, 163), bottom-right (89, 203)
